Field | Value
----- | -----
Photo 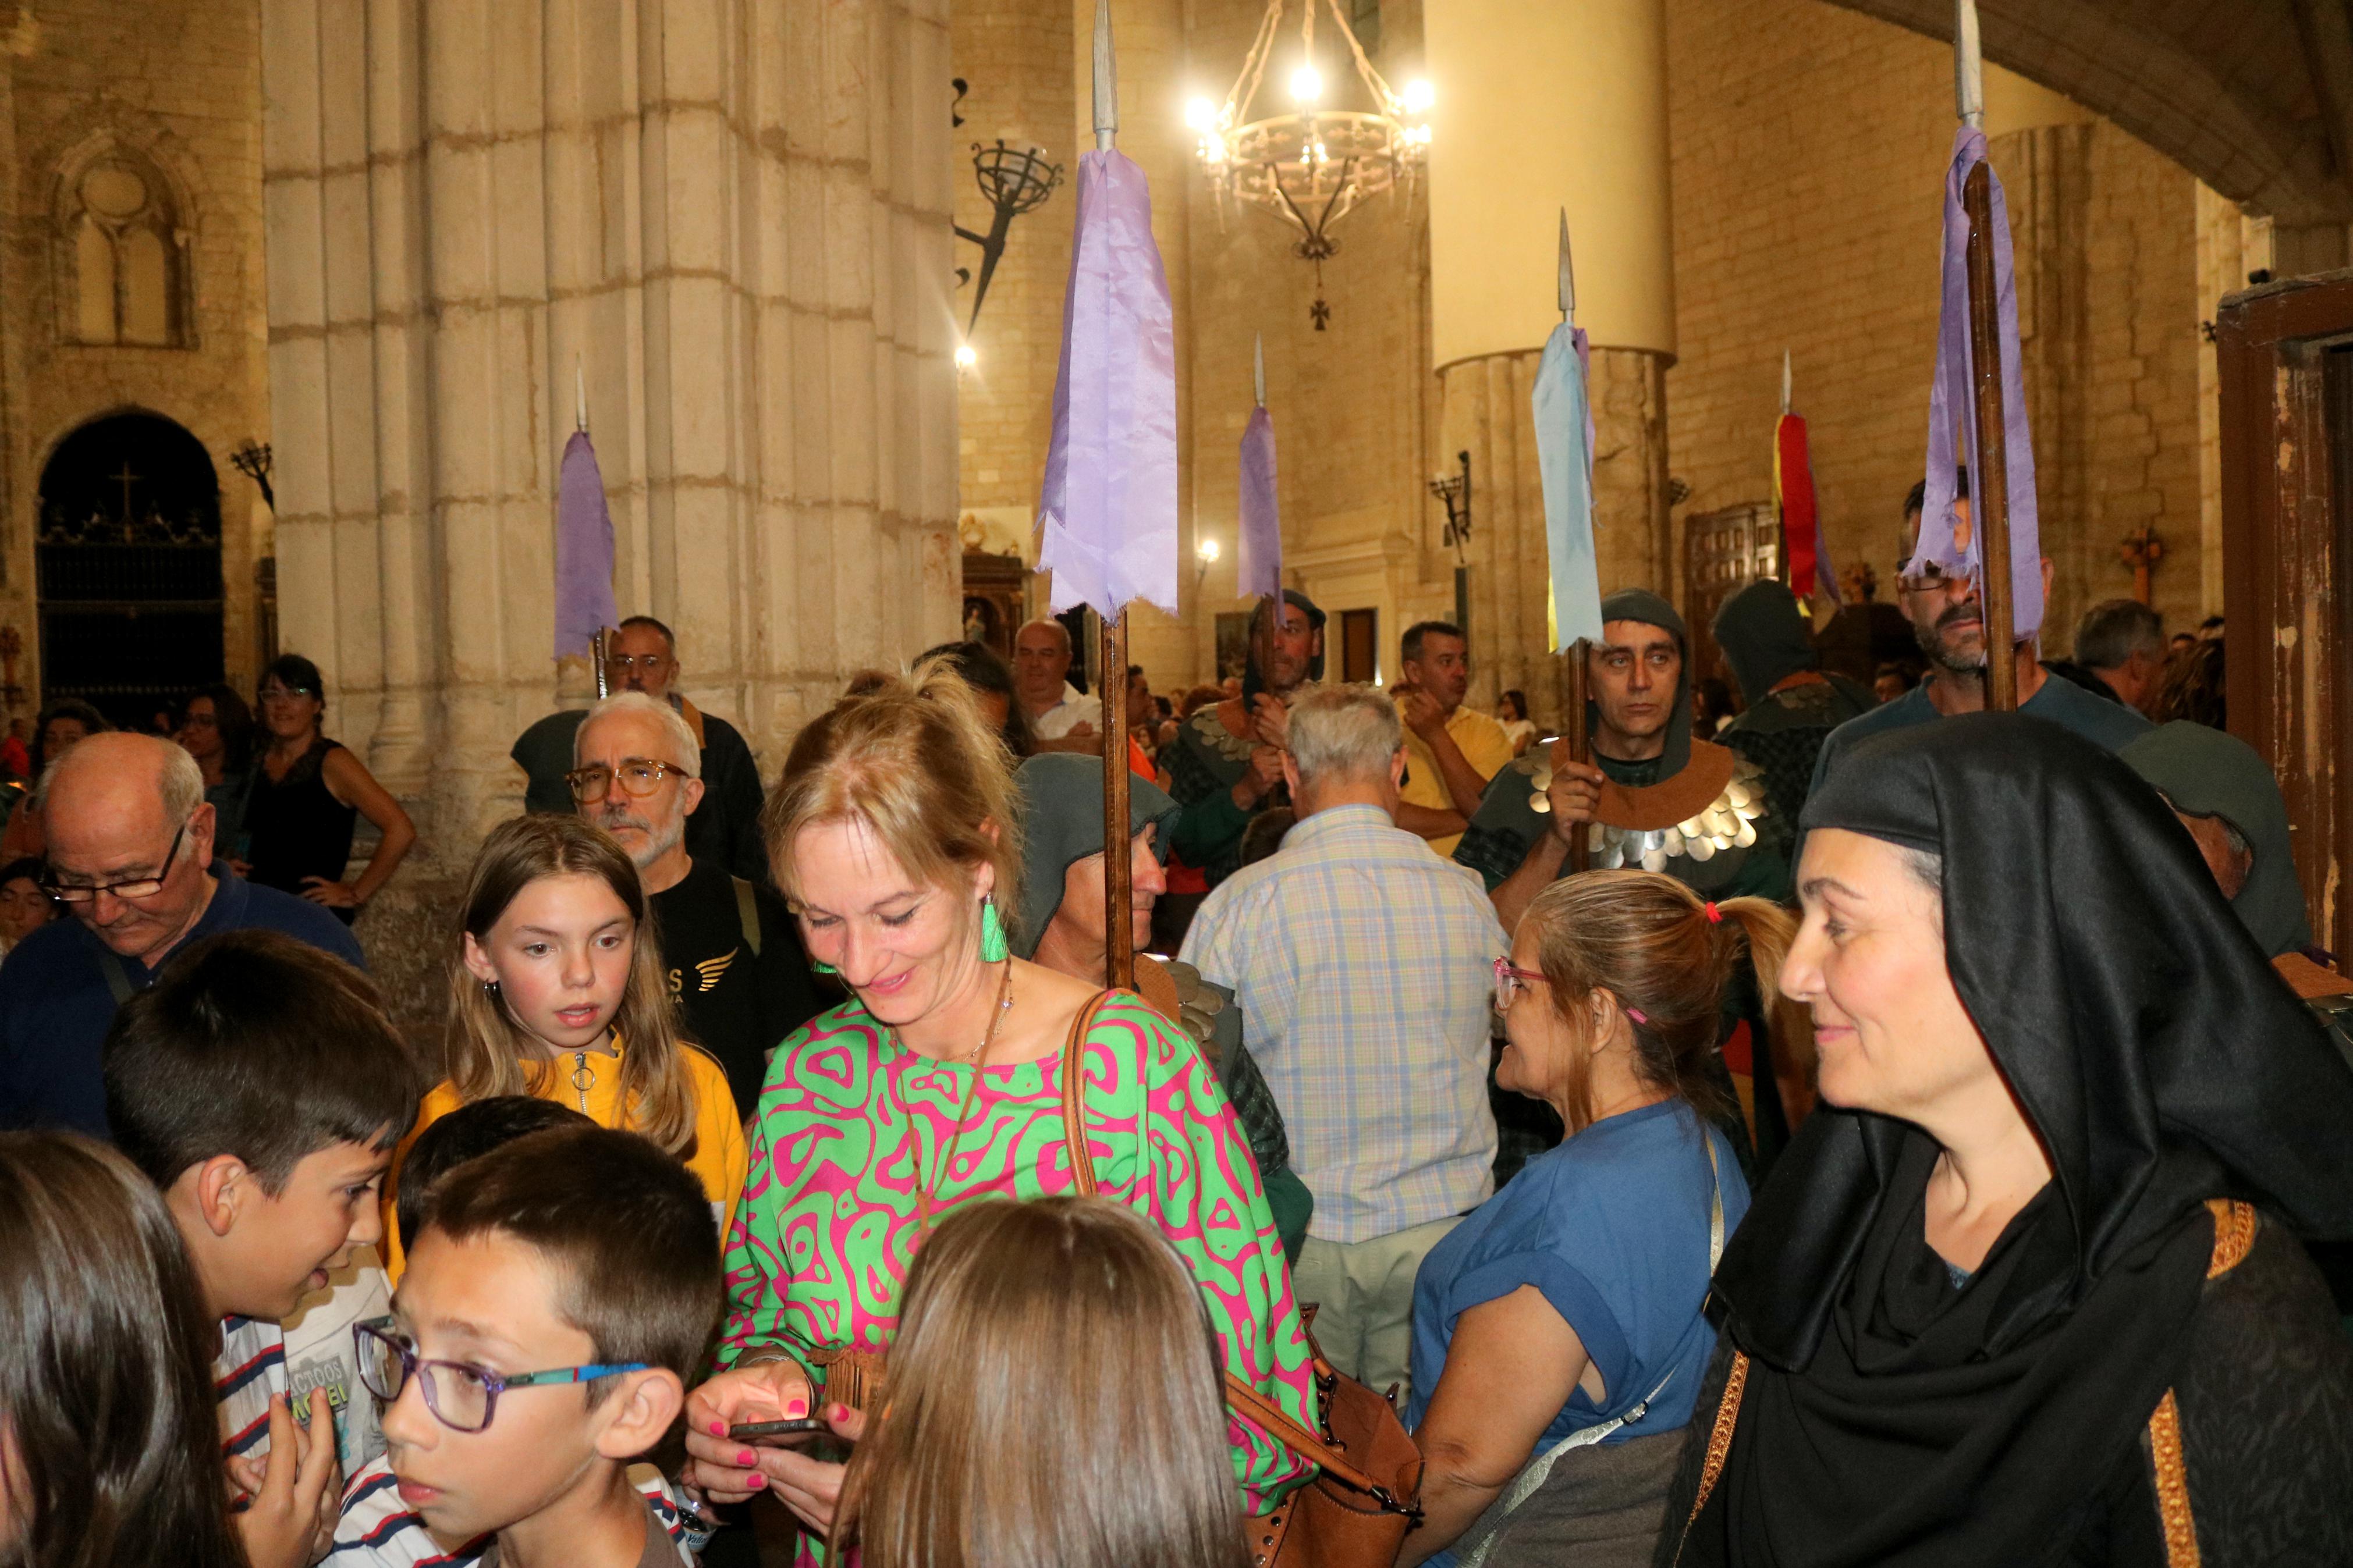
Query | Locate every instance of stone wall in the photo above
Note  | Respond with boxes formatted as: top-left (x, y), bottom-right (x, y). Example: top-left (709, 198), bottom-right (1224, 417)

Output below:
top-left (1, 0), bottom-right (272, 706)
top-left (1663, 0), bottom-right (2210, 651)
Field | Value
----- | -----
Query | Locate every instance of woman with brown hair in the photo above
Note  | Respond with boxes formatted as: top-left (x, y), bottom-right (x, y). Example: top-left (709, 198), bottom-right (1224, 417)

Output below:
top-left (831, 1196), bottom-right (1248, 1568)
top-left (377, 812), bottom-right (745, 1278)
top-left (0, 1131), bottom-right (249, 1568)
top-left (679, 664), bottom-right (1316, 1566)
top-left (1400, 872), bottom-right (1791, 1567)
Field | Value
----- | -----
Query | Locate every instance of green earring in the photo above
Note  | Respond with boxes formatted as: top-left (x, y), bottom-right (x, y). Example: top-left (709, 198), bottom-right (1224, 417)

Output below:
top-left (979, 895), bottom-right (1010, 963)
top-left (810, 960), bottom-right (837, 975)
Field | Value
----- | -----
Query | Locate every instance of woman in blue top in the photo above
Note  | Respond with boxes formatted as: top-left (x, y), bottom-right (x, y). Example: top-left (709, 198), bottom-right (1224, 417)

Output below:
top-left (1402, 871), bottom-right (1802, 1568)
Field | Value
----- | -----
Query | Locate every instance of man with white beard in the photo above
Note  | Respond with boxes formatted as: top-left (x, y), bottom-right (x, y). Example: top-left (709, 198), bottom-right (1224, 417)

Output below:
top-left (569, 694), bottom-right (823, 1115)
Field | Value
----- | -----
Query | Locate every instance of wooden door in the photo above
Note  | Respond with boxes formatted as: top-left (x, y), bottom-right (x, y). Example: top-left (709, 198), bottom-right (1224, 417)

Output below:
top-left (2214, 275), bottom-right (2353, 957)
top-left (1681, 502), bottom-right (1780, 696)
top-left (1339, 608), bottom-right (1378, 684)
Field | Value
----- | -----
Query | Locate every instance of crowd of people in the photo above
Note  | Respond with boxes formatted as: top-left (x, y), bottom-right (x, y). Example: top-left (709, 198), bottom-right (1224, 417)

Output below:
top-left (0, 468), bottom-right (2349, 1568)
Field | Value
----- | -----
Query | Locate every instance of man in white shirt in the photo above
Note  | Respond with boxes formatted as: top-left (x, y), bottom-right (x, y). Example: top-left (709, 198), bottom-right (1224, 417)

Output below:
top-left (1013, 619), bottom-right (1099, 750)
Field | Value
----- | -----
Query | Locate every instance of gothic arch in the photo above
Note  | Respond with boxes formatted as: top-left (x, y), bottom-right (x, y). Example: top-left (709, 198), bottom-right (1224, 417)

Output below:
top-left (49, 133), bottom-right (197, 349)
top-left (1820, 0), bottom-right (2352, 226)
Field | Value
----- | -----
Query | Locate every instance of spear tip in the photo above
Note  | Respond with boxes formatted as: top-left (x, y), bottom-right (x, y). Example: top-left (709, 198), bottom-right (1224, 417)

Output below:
top-left (1780, 349), bottom-right (1792, 415)
top-left (1092, 0), bottom-right (1117, 150)
top-left (1556, 207), bottom-right (1575, 319)
top-left (574, 355), bottom-right (587, 433)
top-left (1253, 332), bottom-right (1266, 407)
top-left (1954, 0), bottom-right (1984, 127)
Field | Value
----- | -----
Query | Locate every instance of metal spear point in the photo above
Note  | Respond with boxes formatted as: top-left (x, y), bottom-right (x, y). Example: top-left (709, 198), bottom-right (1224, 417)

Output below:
top-left (1781, 349), bottom-right (1793, 416)
top-left (1094, 0), bottom-right (1117, 152)
top-left (1954, 0), bottom-right (1984, 128)
top-left (574, 357), bottom-right (588, 433)
top-left (1557, 207), bottom-right (1575, 321)
top-left (1254, 332), bottom-right (1266, 407)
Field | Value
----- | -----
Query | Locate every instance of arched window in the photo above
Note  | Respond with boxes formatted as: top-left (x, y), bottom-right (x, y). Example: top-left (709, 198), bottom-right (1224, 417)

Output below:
top-left (56, 146), bottom-right (189, 349)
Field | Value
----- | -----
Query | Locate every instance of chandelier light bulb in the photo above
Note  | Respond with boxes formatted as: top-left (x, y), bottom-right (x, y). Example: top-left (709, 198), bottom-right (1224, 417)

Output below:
top-left (954, 343), bottom-right (978, 370)
top-left (1184, 95), bottom-right (1217, 131)
top-left (1289, 63), bottom-right (1322, 104)
top-left (1197, 536), bottom-right (1221, 563)
top-left (1403, 79), bottom-right (1435, 113)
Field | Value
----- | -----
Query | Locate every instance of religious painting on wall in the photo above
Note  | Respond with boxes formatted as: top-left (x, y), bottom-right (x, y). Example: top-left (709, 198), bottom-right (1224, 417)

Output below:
top-left (1215, 612), bottom-right (1252, 682)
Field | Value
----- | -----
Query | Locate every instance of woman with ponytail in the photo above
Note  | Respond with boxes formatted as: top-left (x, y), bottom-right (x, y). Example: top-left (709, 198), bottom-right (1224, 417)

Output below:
top-left (1399, 872), bottom-right (1791, 1568)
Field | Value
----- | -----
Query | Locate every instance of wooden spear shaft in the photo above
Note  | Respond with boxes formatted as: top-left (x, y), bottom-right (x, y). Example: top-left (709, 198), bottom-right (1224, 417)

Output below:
top-left (1564, 638), bottom-right (1591, 873)
top-left (1101, 609), bottom-right (1134, 990)
top-left (1960, 162), bottom-right (2018, 713)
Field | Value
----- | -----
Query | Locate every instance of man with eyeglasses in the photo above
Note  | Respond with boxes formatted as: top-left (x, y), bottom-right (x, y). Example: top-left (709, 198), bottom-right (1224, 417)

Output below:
top-left (570, 693), bottom-right (822, 1116)
top-left (0, 731), bottom-right (363, 1137)
top-left (1809, 473), bottom-right (2152, 792)
top-left (511, 615), bottom-right (769, 884)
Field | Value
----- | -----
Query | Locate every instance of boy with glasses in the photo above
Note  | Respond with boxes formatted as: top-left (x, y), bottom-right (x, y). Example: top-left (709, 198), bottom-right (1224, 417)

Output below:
top-left (329, 1124), bottom-right (718, 1566)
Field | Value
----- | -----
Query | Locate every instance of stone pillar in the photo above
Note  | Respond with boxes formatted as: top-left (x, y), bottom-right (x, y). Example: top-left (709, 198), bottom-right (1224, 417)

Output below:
top-left (1424, 0), bottom-right (1674, 726)
top-left (262, 0), bottom-right (959, 855)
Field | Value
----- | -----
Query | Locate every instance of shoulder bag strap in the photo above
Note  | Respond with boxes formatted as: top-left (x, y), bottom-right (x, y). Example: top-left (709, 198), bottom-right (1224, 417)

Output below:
top-left (97, 946), bottom-right (136, 1005)
top-left (1053, 990), bottom-right (1391, 1498)
top-left (730, 876), bottom-right (763, 959)
top-left (1460, 1128), bottom-right (1730, 1568)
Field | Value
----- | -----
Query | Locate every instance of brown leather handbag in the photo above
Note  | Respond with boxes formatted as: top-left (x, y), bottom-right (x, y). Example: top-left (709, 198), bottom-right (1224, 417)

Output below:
top-left (1057, 990), bottom-right (1425, 1568)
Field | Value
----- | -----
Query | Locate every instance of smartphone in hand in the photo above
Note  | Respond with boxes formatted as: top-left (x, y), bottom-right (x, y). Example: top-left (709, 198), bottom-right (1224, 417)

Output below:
top-left (727, 1417), bottom-right (828, 1444)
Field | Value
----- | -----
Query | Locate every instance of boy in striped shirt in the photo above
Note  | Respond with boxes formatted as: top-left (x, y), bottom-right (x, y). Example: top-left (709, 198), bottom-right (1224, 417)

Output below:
top-left (104, 930), bottom-right (421, 1568)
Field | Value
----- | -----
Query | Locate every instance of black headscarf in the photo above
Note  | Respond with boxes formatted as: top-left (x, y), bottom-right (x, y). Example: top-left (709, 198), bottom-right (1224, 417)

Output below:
top-left (1691, 714), bottom-right (2353, 1567)
top-left (1008, 753), bottom-right (1180, 961)
top-left (2119, 720), bottom-right (2313, 958)
top-left (1711, 579), bottom-right (1816, 708)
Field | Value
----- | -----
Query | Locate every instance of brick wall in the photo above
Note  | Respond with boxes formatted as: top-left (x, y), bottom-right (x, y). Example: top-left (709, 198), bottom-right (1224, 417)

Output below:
top-left (1664, 0), bottom-right (2210, 653)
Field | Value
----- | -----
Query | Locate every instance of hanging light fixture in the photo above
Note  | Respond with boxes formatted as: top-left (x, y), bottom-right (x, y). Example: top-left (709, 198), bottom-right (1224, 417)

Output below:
top-left (1185, 0), bottom-right (1431, 330)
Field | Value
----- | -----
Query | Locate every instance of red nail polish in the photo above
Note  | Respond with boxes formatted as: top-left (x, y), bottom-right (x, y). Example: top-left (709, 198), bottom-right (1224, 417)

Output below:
top-left (782, 1393), bottom-right (808, 1420)
top-left (708, 1420), bottom-right (727, 1435)
top-left (829, 1402), bottom-right (850, 1422)
top-left (737, 1449), bottom-right (758, 1466)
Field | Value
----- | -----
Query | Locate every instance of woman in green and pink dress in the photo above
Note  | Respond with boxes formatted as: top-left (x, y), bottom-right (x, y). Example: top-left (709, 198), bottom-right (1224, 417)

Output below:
top-left (680, 666), bottom-right (1318, 1562)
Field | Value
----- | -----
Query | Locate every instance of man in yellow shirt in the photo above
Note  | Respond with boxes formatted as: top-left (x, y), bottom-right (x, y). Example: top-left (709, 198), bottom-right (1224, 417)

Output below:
top-left (1394, 620), bottom-right (1516, 857)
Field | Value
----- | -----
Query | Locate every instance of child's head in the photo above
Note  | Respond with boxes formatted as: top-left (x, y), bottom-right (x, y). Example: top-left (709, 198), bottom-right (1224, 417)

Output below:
top-left (0, 1132), bottom-right (246, 1568)
top-left (394, 1096), bottom-right (593, 1256)
top-left (0, 855), bottom-right (58, 947)
top-left (449, 814), bottom-right (695, 1153)
top-left (104, 930), bottom-right (420, 1320)
top-left (834, 1196), bottom-right (1245, 1568)
top-left (374, 1125), bottom-right (723, 1545)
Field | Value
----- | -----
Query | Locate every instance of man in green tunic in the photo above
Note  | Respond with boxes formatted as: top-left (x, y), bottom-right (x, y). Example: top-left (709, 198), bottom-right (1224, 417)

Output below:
top-left (1163, 590), bottom-right (1323, 890)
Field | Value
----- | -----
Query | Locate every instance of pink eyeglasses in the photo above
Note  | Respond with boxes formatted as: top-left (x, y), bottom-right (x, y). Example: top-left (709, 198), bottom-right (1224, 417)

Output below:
top-left (1492, 957), bottom-right (1546, 1012)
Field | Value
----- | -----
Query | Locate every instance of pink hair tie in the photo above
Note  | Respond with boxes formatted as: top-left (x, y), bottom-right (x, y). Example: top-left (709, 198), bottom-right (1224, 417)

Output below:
top-left (1626, 1007), bottom-right (1649, 1025)
top-left (1703, 901), bottom-right (1722, 924)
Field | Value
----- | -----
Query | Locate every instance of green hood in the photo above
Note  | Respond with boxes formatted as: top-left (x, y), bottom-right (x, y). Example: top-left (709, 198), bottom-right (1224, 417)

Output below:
top-left (1712, 579), bottom-right (1817, 707)
top-left (1009, 753), bottom-right (1180, 960)
top-left (2120, 721), bottom-right (2312, 957)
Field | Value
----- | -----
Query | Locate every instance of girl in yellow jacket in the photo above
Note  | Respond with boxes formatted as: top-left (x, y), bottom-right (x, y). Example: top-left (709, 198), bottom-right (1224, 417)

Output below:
top-left (382, 813), bottom-right (746, 1279)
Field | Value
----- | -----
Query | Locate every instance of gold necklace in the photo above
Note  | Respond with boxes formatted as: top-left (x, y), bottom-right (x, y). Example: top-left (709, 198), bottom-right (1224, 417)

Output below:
top-left (914, 960), bottom-right (1014, 1231)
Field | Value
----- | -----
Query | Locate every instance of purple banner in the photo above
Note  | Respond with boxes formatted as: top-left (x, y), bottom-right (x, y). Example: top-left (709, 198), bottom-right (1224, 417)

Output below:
top-left (553, 429), bottom-right (619, 660)
top-left (1036, 150), bottom-right (1179, 618)
top-left (1914, 125), bottom-right (2043, 639)
top-left (1236, 404), bottom-right (1280, 599)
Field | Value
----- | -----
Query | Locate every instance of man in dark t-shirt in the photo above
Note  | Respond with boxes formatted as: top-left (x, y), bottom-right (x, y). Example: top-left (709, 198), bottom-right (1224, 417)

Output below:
top-left (571, 695), bottom-right (822, 1115)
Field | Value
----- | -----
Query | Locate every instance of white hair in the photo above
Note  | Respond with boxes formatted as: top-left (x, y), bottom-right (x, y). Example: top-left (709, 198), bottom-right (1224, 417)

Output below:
top-left (34, 732), bottom-right (205, 823)
top-left (1287, 685), bottom-right (1403, 786)
top-left (1017, 619), bottom-right (1071, 655)
top-left (576, 692), bottom-right (700, 777)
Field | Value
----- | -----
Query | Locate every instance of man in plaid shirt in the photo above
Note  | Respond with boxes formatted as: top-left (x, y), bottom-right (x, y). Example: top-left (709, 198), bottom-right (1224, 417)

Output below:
top-left (1181, 685), bottom-right (1504, 1398)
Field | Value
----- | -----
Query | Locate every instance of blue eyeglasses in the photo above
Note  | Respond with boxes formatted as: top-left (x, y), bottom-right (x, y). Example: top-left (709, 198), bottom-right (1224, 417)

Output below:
top-left (355, 1317), bottom-right (650, 1434)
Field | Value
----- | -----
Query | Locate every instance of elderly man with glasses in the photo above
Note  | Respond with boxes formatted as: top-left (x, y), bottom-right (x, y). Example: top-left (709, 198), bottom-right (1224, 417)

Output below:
top-left (0, 731), bottom-right (364, 1137)
top-left (569, 693), bottom-right (822, 1116)
top-left (1809, 473), bottom-right (2152, 792)
top-left (512, 615), bottom-right (771, 884)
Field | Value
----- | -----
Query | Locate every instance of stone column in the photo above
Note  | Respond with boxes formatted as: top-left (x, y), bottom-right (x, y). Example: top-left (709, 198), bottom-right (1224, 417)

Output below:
top-left (264, 0), bottom-right (957, 1022)
top-left (1424, 0), bottom-right (1674, 726)
top-left (264, 0), bottom-right (957, 847)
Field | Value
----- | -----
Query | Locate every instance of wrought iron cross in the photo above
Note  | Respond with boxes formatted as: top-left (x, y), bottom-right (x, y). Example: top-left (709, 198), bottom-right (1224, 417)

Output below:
top-left (111, 462), bottom-right (140, 526)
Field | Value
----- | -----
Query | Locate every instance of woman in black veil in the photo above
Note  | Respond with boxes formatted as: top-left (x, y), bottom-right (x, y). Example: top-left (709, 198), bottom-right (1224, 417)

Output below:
top-left (1660, 713), bottom-right (2353, 1567)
